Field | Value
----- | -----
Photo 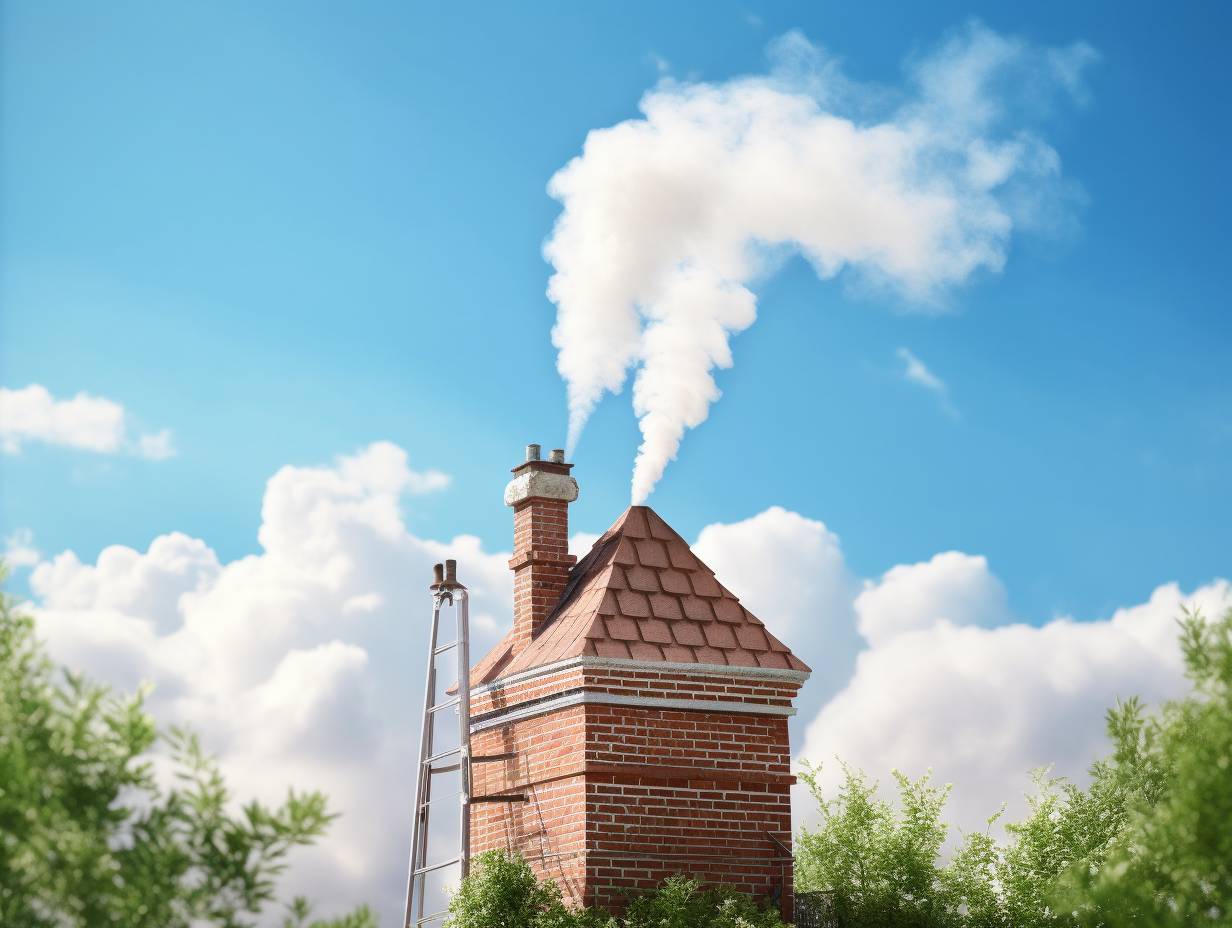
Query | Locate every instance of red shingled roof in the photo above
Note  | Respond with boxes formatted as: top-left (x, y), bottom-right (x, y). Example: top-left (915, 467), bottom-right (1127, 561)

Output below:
top-left (466, 505), bottom-right (810, 688)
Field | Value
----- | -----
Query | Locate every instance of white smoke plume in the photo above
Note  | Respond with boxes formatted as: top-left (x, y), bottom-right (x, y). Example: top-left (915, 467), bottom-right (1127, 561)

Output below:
top-left (545, 23), bottom-right (1096, 502)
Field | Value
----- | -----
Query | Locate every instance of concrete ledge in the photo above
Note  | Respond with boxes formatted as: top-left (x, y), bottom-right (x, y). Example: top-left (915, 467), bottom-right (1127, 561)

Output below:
top-left (471, 656), bottom-right (810, 697)
top-left (470, 687), bottom-right (797, 733)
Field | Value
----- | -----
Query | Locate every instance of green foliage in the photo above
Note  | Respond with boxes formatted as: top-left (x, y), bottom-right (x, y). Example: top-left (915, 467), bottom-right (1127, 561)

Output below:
top-left (283, 896), bottom-right (379, 928)
top-left (1056, 607), bottom-right (1232, 925)
top-left (622, 875), bottom-right (788, 928)
top-left (795, 765), bottom-right (954, 927)
top-left (0, 567), bottom-right (370, 928)
top-left (795, 607), bottom-right (1232, 928)
top-left (447, 852), bottom-right (788, 928)
top-left (795, 725), bottom-right (1151, 928)
top-left (446, 850), bottom-right (575, 928)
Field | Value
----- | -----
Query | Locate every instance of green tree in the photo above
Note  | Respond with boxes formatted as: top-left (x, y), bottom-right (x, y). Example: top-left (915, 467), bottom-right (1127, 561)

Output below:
top-left (1057, 608), bottom-right (1232, 925)
top-left (0, 568), bottom-right (370, 928)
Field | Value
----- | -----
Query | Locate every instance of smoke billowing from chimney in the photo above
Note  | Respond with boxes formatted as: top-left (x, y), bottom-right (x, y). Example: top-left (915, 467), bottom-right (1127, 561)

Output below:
top-left (544, 24), bottom-right (1095, 503)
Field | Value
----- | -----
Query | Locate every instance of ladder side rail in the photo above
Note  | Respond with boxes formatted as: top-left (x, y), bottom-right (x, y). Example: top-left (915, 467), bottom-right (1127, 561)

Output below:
top-left (403, 597), bottom-right (444, 928)
top-left (416, 601), bottom-right (443, 926)
top-left (455, 590), bottom-right (472, 880)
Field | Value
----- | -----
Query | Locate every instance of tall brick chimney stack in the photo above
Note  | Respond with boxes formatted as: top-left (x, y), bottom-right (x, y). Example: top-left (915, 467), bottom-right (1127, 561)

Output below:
top-left (504, 443), bottom-right (579, 655)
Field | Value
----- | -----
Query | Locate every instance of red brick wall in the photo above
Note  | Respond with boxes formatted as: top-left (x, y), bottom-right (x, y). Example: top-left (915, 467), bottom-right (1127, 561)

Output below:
top-left (470, 705), bottom-right (589, 907)
top-left (467, 666), bottom-right (799, 918)
top-left (583, 704), bottom-right (794, 915)
top-left (510, 499), bottom-right (576, 654)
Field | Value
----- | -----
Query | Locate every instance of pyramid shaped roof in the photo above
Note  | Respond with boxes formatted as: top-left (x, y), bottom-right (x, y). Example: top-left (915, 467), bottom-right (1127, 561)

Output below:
top-left (467, 505), bottom-right (810, 688)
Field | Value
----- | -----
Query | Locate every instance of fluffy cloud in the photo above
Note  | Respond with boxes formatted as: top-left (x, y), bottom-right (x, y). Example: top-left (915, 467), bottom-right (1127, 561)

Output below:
top-left (0, 383), bottom-right (175, 459)
top-left (546, 24), bottom-right (1095, 502)
top-left (855, 551), bottom-right (1009, 646)
top-left (797, 564), bottom-right (1231, 837)
top-left (679, 508), bottom-right (1228, 840)
top-left (692, 506), bottom-right (861, 727)
top-left (27, 442), bottom-right (506, 925)
top-left (23, 453), bottom-right (1226, 920)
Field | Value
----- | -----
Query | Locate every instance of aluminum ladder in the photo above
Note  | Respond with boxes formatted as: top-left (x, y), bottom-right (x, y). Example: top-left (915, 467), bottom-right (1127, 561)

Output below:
top-left (402, 559), bottom-right (525, 928)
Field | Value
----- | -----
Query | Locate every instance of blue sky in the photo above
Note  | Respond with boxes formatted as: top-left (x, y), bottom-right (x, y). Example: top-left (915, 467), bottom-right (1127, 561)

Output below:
top-left (4, 1), bottom-right (1228, 621)
top-left (4, 3), bottom-right (1232, 921)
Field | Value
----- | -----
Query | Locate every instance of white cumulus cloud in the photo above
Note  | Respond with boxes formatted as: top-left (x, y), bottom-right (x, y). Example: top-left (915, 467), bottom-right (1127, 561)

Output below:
top-left (26, 442), bottom-right (506, 926)
top-left (23, 455), bottom-right (1218, 921)
top-left (0, 384), bottom-right (176, 459)
top-left (545, 23), bottom-right (1095, 503)
top-left (796, 565), bottom-right (1231, 838)
top-left (693, 506), bottom-right (861, 726)
top-left (855, 550), bottom-right (1008, 646)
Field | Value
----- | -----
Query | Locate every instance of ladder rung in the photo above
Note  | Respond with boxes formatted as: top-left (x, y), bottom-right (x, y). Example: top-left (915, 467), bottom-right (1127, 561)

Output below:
top-left (415, 910), bottom-right (450, 926)
top-left (471, 752), bottom-right (517, 763)
top-left (423, 747), bottom-right (461, 766)
top-left (433, 642), bottom-right (458, 655)
top-left (429, 763), bottom-right (460, 774)
top-left (427, 698), bottom-right (460, 714)
top-left (418, 792), bottom-right (463, 808)
top-left (413, 857), bottom-right (461, 877)
top-left (469, 793), bottom-right (527, 803)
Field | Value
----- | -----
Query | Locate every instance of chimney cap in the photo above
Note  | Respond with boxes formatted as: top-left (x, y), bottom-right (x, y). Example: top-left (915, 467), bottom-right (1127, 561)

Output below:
top-left (510, 442), bottom-right (573, 476)
top-left (506, 443), bottom-right (579, 506)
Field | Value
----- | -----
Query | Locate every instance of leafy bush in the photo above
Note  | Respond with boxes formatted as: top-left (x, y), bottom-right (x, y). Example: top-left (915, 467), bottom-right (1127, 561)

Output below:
top-left (447, 852), bottom-right (788, 928)
top-left (795, 765), bottom-right (955, 927)
top-left (794, 606), bottom-right (1232, 928)
top-left (623, 875), bottom-right (788, 928)
top-left (445, 850), bottom-right (575, 928)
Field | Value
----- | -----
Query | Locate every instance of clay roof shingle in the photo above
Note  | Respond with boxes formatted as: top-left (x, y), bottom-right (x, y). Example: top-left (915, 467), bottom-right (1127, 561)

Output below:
top-left (468, 505), bottom-right (810, 687)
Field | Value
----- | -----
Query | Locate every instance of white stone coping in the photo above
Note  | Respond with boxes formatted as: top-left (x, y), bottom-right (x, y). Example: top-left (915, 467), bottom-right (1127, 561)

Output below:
top-left (470, 655), bottom-right (810, 697)
top-left (503, 470), bottom-right (579, 506)
top-left (469, 689), bottom-right (797, 733)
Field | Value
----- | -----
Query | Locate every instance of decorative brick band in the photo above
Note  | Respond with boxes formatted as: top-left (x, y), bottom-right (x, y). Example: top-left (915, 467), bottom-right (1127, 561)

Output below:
top-left (470, 688), bottom-right (797, 733)
top-left (472, 656), bottom-right (810, 696)
top-left (472, 761), bottom-right (796, 792)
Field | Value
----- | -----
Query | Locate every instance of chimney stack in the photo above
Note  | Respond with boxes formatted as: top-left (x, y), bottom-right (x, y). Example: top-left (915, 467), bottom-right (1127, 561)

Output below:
top-left (504, 444), bottom-right (579, 654)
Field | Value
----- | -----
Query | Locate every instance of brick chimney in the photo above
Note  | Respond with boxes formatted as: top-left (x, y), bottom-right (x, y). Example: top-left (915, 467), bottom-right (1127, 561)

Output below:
top-left (504, 443), bottom-right (578, 655)
top-left (466, 501), bottom-right (810, 918)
